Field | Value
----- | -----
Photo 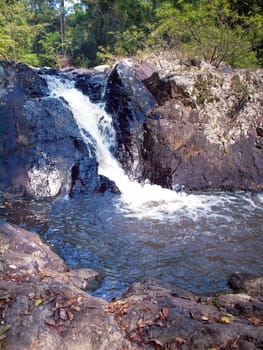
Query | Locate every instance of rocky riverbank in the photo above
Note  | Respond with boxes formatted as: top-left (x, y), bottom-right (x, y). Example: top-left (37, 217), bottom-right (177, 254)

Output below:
top-left (1, 59), bottom-right (262, 199)
top-left (1, 222), bottom-right (263, 349)
top-left (105, 58), bottom-right (263, 192)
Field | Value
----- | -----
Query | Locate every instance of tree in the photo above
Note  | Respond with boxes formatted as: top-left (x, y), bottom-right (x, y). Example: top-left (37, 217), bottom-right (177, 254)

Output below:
top-left (0, 0), bottom-right (262, 68)
top-left (69, 0), bottom-right (154, 66)
top-left (0, 0), bottom-right (39, 65)
top-left (60, 0), bottom-right (65, 56)
top-left (152, 0), bottom-right (262, 68)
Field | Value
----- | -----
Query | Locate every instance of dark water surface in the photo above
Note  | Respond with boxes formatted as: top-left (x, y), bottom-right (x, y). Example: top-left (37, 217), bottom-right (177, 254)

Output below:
top-left (1, 191), bottom-right (262, 301)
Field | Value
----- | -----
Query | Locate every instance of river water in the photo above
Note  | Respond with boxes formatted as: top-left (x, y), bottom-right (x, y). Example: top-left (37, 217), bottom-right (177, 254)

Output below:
top-left (1, 76), bottom-right (262, 301)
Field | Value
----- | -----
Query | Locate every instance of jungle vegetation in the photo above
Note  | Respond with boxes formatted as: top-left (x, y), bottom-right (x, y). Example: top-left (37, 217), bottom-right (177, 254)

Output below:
top-left (0, 0), bottom-right (262, 68)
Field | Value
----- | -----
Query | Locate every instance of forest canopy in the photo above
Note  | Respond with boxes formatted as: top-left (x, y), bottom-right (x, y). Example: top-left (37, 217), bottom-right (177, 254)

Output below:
top-left (0, 0), bottom-right (262, 68)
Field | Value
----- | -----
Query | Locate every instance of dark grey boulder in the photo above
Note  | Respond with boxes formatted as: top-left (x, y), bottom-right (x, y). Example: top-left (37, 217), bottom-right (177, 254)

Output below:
top-left (0, 61), bottom-right (115, 198)
top-left (104, 58), bottom-right (159, 182)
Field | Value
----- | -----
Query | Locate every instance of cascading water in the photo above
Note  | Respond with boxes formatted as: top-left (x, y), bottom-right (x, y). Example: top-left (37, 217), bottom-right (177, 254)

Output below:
top-left (2, 74), bottom-right (261, 301)
top-left (46, 76), bottom-right (234, 220)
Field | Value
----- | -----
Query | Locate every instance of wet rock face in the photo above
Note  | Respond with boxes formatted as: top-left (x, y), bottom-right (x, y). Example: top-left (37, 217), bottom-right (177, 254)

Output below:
top-left (0, 61), bottom-right (101, 198)
top-left (104, 58), bottom-right (159, 181)
top-left (1, 59), bottom-right (262, 196)
top-left (75, 71), bottom-right (107, 103)
top-left (105, 59), bottom-right (263, 191)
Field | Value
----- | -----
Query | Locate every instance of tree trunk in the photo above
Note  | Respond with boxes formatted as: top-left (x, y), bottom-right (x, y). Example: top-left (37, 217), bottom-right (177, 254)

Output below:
top-left (60, 0), bottom-right (65, 56)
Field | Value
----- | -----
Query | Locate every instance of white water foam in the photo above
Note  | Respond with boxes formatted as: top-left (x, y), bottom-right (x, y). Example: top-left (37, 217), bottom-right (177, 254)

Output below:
top-left (46, 76), bottom-right (261, 220)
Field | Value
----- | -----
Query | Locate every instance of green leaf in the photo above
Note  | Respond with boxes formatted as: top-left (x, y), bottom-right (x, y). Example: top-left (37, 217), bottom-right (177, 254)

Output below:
top-left (220, 315), bottom-right (231, 324)
top-left (211, 299), bottom-right (221, 309)
top-left (0, 324), bottom-right (11, 336)
top-left (34, 299), bottom-right (43, 307)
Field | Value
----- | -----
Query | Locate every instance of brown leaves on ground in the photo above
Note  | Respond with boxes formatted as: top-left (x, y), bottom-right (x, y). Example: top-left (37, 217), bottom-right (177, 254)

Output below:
top-left (106, 301), bottom-right (172, 347)
top-left (0, 292), bottom-right (12, 345)
top-left (0, 266), bottom-right (85, 338)
top-left (105, 301), bottom-right (131, 332)
top-left (44, 294), bottom-right (83, 336)
top-left (137, 318), bottom-right (154, 328)
top-left (105, 301), bottom-right (129, 316)
top-left (0, 292), bottom-right (12, 321)
top-left (247, 316), bottom-right (263, 326)
top-left (0, 269), bottom-right (57, 285)
top-left (0, 272), bottom-right (28, 283)
top-left (26, 290), bottom-right (83, 336)
top-left (159, 307), bottom-right (169, 320)
top-left (45, 319), bottom-right (66, 336)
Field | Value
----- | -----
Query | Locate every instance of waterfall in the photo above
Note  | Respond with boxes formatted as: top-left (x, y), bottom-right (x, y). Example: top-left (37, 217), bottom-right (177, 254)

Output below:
top-left (46, 75), bottom-right (231, 220)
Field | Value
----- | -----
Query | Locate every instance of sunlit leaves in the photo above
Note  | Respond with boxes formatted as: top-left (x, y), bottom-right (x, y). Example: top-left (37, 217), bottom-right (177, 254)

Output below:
top-left (151, 0), bottom-right (262, 68)
top-left (0, 0), bottom-right (262, 68)
top-left (34, 298), bottom-right (43, 307)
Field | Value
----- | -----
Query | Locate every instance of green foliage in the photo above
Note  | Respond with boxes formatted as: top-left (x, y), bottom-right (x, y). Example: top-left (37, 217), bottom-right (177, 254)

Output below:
top-left (96, 46), bottom-right (115, 66)
top-left (68, 0), bottom-right (154, 66)
top-left (153, 0), bottom-right (262, 68)
top-left (0, 31), bottom-right (16, 60)
top-left (0, 0), bottom-right (262, 68)
top-left (194, 74), bottom-right (216, 105)
top-left (37, 31), bottom-right (61, 67)
top-left (114, 26), bottom-right (146, 56)
top-left (0, 0), bottom-right (35, 62)
top-left (0, 0), bottom-right (65, 66)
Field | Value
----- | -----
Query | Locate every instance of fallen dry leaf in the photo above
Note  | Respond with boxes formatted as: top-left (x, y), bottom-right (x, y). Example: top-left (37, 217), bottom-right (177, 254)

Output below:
top-left (105, 302), bottom-right (129, 316)
top-left (66, 309), bottom-right (74, 321)
top-left (120, 322), bottom-right (128, 330)
top-left (201, 316), bottom-right (209, 321)
top-left (175, 337), bottom-right (187, 345)
top-left (77, 296), bottom-right (83, 303)
top-left (38, 272), bottom-right (52, 279)
top-left (20, 310), bottom-right (32, 316)
top-left (247, 316), bottom-right (263, 326)
top-left (71, 305), bottom-right (81, 312)
top-left (189, 311), bottom-right (195, 319)
top-left (45, 319), bottom-right (56, 327)
top-left (159, 307), bottom-right (169, 320)
top-left (2, 304), bottom-right (9, 319)
top-left (28, 293), bottom-right (35, 300)
top-left (137, 318), bottom-right (154, 328)
top-left (148, 338), bottom-right (163, 347)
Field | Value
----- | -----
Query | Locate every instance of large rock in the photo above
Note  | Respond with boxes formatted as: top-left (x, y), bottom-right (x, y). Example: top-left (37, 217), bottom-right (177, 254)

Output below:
top-left (1, 58), bottom-right (262, 196)
top-left (104, 59), bottom-right (263, 191)
top-left (104, 58), bottom-right (159, 181)
top-left (0, 222), bottom-right (130, 350)
top-left (143, 65), bottom-right (263, 191)
top-left (0, 61), bottom-right (106, 198)
top-left (73, 66), bottom-right (110, 103)
top-left (1, 222), bottom-right (263, 350)
top-left (117, 277), bottom-right (263, 349)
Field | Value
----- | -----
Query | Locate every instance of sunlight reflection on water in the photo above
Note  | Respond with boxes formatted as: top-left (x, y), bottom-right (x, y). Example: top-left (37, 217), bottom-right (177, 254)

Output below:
top-left (1, 191), bottom-right (262, 301)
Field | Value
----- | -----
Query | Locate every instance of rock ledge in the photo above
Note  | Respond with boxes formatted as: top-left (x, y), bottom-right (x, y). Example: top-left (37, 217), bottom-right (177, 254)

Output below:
top-left (1, 222), bottom-right (263, 349)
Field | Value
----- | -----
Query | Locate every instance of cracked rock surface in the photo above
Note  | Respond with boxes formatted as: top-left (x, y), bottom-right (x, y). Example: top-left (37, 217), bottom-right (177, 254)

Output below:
top-left (1, 222), bottom-right (263, 350)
